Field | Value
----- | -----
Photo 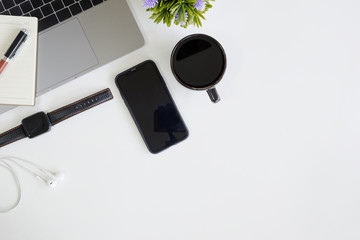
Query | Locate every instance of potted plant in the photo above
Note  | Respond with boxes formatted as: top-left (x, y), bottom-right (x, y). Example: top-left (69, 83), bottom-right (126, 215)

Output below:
top-left (143, 0), bottom-right (215, 28)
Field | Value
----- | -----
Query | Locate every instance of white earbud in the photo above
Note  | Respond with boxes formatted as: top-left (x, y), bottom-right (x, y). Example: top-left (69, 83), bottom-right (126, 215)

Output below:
top-left (37, 171), bottom-right (65, 188)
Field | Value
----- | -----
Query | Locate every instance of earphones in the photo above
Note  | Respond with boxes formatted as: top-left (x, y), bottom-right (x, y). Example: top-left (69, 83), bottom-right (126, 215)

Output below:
top-left (36, 170), bottom-right (65, 188)
top-left (0, 156), bottom-right (64, 212)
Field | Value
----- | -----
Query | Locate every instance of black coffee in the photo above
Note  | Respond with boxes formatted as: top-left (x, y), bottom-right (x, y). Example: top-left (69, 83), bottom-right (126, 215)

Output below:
top-left (172, 35), bottom-right (226, 89)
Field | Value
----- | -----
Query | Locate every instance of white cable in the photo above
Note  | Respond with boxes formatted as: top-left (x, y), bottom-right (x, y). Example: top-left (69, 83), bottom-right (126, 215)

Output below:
top-left (0, 156), bottom-right (48, 213)
top-left (0, 156), bottom-right (63, 212)
top-left (0, 159), bottom-right (22, 213)
top-left (3, 156), bottom-right (49, 177)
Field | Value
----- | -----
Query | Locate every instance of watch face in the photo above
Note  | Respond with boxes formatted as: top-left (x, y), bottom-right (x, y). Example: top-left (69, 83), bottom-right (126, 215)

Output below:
top-left (21, 112), bottom-right (51, 138)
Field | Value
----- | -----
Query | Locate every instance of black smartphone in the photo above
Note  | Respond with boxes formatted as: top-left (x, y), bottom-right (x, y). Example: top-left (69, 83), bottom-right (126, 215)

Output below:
top-left (115, 60), bottom-right (189, 154)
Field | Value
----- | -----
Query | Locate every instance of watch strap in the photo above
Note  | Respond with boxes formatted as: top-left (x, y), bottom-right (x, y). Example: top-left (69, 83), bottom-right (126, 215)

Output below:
top-left (0, 88), bottom-right (113, 149)
top-left (47, 88), bottom-right (113, 126)
top-left (0, 125), bottom-right (26, 148)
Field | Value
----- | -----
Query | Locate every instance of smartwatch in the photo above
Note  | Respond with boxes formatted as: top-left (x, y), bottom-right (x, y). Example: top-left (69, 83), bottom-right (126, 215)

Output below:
top-left (0, 88), bottom-right (113, 148)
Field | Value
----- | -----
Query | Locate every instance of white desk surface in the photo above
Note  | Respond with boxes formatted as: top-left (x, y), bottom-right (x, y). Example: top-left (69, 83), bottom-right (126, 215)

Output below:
top-left (1, 1), bottom-right (360, 239)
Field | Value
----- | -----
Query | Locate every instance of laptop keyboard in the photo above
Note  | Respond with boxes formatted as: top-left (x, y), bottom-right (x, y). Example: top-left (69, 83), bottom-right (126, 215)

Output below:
top-left (0, 0), bottom-right (106, 32)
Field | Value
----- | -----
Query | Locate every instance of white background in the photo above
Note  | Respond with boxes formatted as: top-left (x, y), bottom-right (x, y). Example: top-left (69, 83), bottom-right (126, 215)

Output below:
top-left (1, 0), bottom-right (360, 239)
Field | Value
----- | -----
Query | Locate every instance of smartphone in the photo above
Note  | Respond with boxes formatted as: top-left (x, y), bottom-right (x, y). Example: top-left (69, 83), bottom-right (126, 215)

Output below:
top-left (115, 60), bottom-right (189, 154)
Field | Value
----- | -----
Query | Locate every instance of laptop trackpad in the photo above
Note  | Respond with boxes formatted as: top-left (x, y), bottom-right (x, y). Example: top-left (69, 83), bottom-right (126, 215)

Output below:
top-left (37, 19), bottom-right (98, 93)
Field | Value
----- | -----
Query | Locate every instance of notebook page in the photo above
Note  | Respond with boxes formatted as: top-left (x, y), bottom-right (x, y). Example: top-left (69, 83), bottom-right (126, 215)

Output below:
top-left (0, 16), bottom-right (38, 106)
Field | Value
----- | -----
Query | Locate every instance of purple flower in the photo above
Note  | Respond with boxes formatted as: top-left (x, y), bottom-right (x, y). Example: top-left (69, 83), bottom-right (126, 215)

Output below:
top-left (143, 0), bottom-right (158, 9)
top-left (194, 0), bottom-right (205, 11)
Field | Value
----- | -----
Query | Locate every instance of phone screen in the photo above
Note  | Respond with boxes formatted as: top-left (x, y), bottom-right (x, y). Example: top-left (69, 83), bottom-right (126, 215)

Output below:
top-left (115, 60), bottom-right (188, 153)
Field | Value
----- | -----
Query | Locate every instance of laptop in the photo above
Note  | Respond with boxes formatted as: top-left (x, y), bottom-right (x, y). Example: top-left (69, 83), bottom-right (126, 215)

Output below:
top-left (0, 0), bottom-right (144, 114)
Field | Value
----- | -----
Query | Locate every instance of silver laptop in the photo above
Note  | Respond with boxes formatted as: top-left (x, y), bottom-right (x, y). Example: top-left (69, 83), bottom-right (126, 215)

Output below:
top-left (0, 0), bottom-right (144, 114)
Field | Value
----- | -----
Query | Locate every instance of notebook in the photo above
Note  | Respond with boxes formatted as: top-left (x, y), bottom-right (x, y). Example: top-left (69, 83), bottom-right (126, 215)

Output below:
top-left (0, 0), bottom-right (144, 114)
top-left (0, 15), bottom-right (38, 106)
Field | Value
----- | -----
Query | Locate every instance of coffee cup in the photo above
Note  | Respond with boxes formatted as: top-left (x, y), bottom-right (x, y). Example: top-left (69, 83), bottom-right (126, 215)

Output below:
top-left (171, 34), bottom-right (226, 103)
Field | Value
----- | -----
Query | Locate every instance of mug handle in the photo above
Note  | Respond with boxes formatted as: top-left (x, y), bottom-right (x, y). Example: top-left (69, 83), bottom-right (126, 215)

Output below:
top-left (207, 87), bottom-right (221, 103)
